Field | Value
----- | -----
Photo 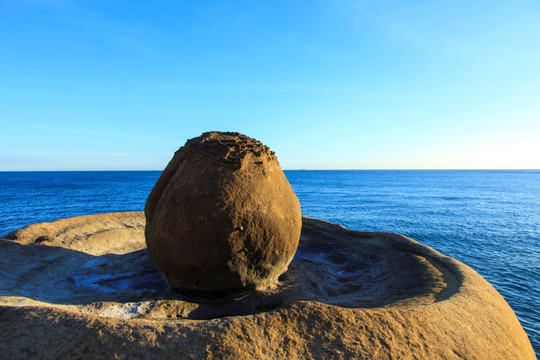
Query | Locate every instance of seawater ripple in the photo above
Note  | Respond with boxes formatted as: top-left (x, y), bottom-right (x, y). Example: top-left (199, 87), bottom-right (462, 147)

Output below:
top-left (0, 170), bottom-right (538, 356)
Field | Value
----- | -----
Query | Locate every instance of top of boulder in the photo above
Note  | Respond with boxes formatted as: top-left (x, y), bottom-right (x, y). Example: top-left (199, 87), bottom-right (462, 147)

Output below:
top-left (180, 132), bottom-right (276, 168)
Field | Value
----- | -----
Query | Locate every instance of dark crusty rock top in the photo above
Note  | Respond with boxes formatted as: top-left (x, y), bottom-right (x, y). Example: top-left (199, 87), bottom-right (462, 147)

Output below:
top-left (180, 132), bottom-right (276, 168)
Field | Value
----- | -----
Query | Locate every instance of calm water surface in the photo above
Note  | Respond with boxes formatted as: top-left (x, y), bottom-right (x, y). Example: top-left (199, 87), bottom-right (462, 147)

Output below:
top-left (0, 170), bottom-right (538, 355)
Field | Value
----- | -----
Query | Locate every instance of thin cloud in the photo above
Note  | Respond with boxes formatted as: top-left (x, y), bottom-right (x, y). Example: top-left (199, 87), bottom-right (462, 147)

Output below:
top-left (31, 125), bottom-right (180, 146)
top-left (78, 151), bottom-right (132, 157)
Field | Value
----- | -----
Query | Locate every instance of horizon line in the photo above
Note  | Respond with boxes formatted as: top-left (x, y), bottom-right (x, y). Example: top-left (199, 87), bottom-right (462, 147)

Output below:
top-left (1, 169), bottom-right (539, 172)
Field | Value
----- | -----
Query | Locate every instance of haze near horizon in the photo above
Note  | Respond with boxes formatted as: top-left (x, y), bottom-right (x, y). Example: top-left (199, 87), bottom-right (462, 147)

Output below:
top-left (1, 0), bottom-right (539, 170)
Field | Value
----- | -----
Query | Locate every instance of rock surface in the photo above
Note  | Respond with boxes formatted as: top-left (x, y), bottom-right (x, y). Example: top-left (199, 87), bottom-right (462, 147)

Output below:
top-left (0, 212), bottom-right (535, 359)
top-left (145, 132), bottom-right (302, 292)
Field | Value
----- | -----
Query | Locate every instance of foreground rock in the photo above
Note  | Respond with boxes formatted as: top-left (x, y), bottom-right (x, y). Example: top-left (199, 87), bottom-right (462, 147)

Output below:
top-left (145, 132), bottom-right (302, 292)
top-left (0, 212), bottom-right (535, 359)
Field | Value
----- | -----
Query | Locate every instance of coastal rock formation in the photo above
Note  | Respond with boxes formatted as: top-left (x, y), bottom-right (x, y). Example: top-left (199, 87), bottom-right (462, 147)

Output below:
top-left (145, 132), bottom-right (302, 292)
top-left (0, 212), bottom-right (535, 359)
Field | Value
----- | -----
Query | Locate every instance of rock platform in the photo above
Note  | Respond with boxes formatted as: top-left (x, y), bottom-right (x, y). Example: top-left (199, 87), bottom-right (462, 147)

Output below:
top-left (0, 212), bottom-right (535, 359)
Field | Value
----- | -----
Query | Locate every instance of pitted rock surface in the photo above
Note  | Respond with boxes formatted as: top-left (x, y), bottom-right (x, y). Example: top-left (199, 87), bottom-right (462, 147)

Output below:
top-left (0, 212), bottom-right (535, 359)
top-left (145, 132), bottom-right (302, 292)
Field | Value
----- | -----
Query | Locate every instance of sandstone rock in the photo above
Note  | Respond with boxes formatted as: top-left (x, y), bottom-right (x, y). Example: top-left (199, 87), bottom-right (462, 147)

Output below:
top-left (0, 212), bottom-right (535, 359)
top-left (144, 132), bottom-right (302, 292)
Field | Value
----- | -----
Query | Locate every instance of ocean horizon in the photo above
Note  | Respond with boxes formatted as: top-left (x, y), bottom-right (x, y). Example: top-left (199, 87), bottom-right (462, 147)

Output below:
top-left (0, 169), bottom-right (538, 355)
top-left (2, 169), bottom-right (539, 172)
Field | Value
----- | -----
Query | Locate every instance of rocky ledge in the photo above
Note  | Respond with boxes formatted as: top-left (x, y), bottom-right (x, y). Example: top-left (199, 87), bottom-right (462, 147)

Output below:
top-left (0, 212), bottom-right (535, 359)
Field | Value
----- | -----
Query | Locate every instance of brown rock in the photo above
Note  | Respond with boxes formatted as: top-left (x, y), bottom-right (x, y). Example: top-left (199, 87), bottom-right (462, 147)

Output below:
top-left (144, 132), bottom-right (302, 292)
top-left (0, 212), bottom-right (535, 359)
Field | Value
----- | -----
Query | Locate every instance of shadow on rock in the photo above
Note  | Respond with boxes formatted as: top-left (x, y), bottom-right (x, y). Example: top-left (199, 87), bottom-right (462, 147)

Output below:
top-left (0, 217), bottom-right (462, 320)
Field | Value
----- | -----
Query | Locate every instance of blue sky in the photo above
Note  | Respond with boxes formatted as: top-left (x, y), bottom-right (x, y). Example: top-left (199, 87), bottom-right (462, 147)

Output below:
top-left (1, 0), bottom-right (539, 170)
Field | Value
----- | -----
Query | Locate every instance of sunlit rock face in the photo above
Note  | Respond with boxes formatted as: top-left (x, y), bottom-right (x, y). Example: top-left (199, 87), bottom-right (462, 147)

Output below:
top-left (144, 131), bottom-right (302, 292)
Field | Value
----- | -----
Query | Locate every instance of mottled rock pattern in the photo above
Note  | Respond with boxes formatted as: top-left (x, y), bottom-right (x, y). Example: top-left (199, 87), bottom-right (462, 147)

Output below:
top-left (145, 132), bottom-right (302, 291)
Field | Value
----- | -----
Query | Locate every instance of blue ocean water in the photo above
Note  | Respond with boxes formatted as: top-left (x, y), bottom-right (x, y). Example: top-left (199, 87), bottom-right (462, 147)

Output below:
top-left (0, 170), bottom-right (538, 355)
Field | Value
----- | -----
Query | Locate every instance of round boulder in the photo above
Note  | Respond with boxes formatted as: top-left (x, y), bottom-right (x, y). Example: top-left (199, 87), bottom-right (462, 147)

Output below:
top-left (144, 131), bottom-right (302, 292)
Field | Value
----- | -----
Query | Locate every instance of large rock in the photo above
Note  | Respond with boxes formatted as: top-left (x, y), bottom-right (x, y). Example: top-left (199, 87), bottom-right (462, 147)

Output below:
top-left (144, 132), bottom-right (302, 292)
top-left (0, 212), bottom-right (535, 359)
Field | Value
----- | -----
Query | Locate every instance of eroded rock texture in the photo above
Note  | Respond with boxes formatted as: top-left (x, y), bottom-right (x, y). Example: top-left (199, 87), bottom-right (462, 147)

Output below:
top-left (144, 132), bottom-right (302, 291)
top-left (1, 213), bottom-right (535, 359)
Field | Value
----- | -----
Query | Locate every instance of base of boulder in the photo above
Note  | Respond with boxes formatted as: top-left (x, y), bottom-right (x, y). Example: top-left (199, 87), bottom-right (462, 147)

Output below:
top-left (0, 212), bottom-right (535, 359)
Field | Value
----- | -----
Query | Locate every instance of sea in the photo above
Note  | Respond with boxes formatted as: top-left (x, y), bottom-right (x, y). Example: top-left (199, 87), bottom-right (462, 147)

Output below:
top-left (0, 170), bottom-right (538, 355)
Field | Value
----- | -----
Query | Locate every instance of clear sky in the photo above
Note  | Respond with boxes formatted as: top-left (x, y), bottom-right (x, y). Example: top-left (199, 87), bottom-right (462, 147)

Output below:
top-left (1, 0), bottom-right (539, 170)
